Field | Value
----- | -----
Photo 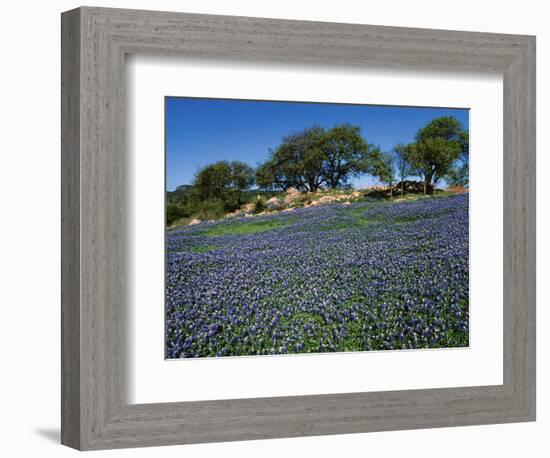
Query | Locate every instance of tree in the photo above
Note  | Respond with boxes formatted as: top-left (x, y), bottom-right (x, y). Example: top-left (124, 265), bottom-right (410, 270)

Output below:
top-left (446, 130), bottom-right (470, 188)
top-left (256, 126), bottom-right (326, 193)
top-left (290, 126), bottom-right (326, 192)
top-left (457, 130), bottom-right (469, 163)
top-left (230, 160), bottom-right (256, 192)
top-left (416, 116), bottom-right (465, 145)
top-left (445, 162), bottom-right (469, 188)
top-left (257, 124), bottom-right (383, 192)
top-left (192, 161), bottom-right (232, 201)
top-left (255, 161), bottom-right (277, 192)
top-left (374, 152), bottom-right (395, 198)
top-left (392, 143), bottom-right (413, 196)
top-left (255, 153), bottom-right (292, 192)
top-left (191, 160), bottom-right (254, 211)
top-left (320, 124), bottom-right (373, 189)
top-left (404, 138), bottom-right (460, 194)
top-left (406, 116), bottom-right (467, 194)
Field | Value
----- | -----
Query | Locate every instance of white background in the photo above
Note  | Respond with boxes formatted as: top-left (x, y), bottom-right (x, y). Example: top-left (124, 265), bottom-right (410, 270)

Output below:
top-left (0, 0), bottom-right (547, 457)
top-left (128, 57), bottom-right (503, 403)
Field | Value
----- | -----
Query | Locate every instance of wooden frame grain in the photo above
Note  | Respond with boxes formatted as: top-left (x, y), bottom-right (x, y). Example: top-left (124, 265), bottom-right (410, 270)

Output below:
top-left (61, 6), bottom-right (536, 450)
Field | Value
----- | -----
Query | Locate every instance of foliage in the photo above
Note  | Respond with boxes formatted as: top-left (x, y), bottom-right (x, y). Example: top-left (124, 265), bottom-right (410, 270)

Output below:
top-left (392, 143), bottom-right (413, 195)
top-left (255, 161), bottom-right (278, 192)
top-left (445, 162), bottom-right (469, 188)
top-left (253, 198), bottom-right (267, 214)
top-left (373, 151), bottom-right (395, 188)
top-left (396, 116), bottom-right (467, 192)
top-left (166, 202), bottom-right (190, 226)
top-left (320, 124), bottom-right (378, 188)
top-left (191, 160), bottom-right (255, 212)
top-left (268, 126), bottom-right (326, 192)
top-left (166, 186), bottom-right (226, 226)
top-left (404, 137), bottom-right (461, 192)
top-left (457, 130), bottom-right (469, 162)
top-left (452, 130), bottom-right (470, 187)
top-left (256, 124), bottom-right (381, 192)
top-left (185, 199), bottom-right (226, 221)
top-left (415, 115), bottom-right (465, 145)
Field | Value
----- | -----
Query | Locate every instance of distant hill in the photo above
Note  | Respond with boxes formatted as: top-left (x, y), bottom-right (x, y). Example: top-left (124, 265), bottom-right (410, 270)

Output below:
top-left (171, 184), bottom-right (192, 195)
top-left (168, 184), bottom-right (278, 199)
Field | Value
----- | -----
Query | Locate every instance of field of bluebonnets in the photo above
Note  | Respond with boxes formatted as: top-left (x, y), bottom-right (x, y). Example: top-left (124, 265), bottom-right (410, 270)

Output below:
top-left (165, 194), bottom-right (469, 358)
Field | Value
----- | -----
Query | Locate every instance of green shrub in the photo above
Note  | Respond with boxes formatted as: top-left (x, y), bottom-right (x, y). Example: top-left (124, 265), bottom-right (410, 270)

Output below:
top-left (253, 199), bottom-right (266, 214)
top-left (166, 202), bottom-right (190, 226)
top-left (188, 199), bottom-right (226, 221)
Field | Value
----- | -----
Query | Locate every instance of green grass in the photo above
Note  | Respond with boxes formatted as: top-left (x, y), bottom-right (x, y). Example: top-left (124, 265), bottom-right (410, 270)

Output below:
top-left (317, 217), bottom-right (382, 232)
top-left (344, 203), bottom-right (384, 217)
top-left (200, 218), bottom-right (295, 237)
top-left (189, 244), bottom-right (220, 253)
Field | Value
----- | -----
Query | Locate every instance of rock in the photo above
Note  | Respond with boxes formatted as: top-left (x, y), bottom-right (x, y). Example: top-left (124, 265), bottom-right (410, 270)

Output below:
top-left (241, 202), bottom-right (255, 213)
top-left (318, 195), bottom-right (336, 204)
top-left (286, 187), bottom-right (300, 196)
top-left (392, 180), bottom-right (437, 195)
top-left (281, 207), bottom-right (295, 213)
top-left (266, 197), bottom-right (284, 210)
top-left (188, 218), bottom-right (201, 226)
top-left (351, 191), bottom-right (362, 198)
top-left (342, 201), bottom-right (351, 206)
top-left (283, 187), bottom-right (302, 204)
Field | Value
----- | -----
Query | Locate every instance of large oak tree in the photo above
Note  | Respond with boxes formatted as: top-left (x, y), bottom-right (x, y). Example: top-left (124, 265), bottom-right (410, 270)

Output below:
top-left (257, 124), bottom-right (383, 192)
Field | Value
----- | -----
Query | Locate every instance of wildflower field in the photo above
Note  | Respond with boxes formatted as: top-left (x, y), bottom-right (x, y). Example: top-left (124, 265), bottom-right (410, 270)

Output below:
top-left (165, 194), bottom-right (469, 358)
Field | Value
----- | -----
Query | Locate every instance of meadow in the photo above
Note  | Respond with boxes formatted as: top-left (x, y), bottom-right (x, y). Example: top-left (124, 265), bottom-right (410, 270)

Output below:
top-left (165, 194), bottom-right (469, 358)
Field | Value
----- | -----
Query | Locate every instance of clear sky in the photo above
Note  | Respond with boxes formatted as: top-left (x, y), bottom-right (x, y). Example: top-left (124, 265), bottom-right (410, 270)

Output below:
top-left (165, 97), bottom-right (469, 191)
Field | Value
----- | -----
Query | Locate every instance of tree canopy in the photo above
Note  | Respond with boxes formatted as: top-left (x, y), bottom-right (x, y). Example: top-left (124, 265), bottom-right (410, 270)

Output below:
top-left (415, 116), bottom-right (465, 144)
top-left (256, 124), bottom-right (383, 192)
top-left (321, 124), bottom-right (375, 188)
top-left (403, 138), bottom-right (460, 192)
top-left (191, 160), bottom-right (254, 211)
top-left (405, 116), bottom-right (467, 193)
top-left (261, 126), bottom-right (326, 192)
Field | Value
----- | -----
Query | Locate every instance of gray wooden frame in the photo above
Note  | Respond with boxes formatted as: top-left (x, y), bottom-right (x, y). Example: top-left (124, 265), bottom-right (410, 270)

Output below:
top-left (61, 6), bottom-right (536, 451)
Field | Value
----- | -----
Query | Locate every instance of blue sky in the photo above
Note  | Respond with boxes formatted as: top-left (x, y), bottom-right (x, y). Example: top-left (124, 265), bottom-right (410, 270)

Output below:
top-left (165, 97), bottom-right (469, 191)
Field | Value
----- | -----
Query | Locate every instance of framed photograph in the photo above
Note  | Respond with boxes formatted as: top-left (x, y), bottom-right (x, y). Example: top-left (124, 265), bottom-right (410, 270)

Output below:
top-left (61, 6), bottom-right (536, 450)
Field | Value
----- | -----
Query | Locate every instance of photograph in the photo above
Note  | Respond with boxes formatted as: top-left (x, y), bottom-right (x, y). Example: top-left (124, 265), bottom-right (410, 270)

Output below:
top-left (164, 98), bottom-right (470, 359)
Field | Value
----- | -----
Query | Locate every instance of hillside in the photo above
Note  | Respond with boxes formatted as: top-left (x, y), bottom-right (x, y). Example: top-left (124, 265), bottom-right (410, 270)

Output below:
top-left (167, 182), bottom-right (467, 229)
top-left (166, 193), bottom-right (469, 357)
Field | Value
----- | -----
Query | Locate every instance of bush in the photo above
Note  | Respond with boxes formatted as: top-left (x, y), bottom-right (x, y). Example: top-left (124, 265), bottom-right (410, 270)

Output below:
top-left (187, 199), bottom-right (226, 221)
top-left (166, 198), bottom-right (227, 227)
top-left (166, 202), bottom-right (190, 226)
top-left (253, 199), bottom-right (266, 214)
